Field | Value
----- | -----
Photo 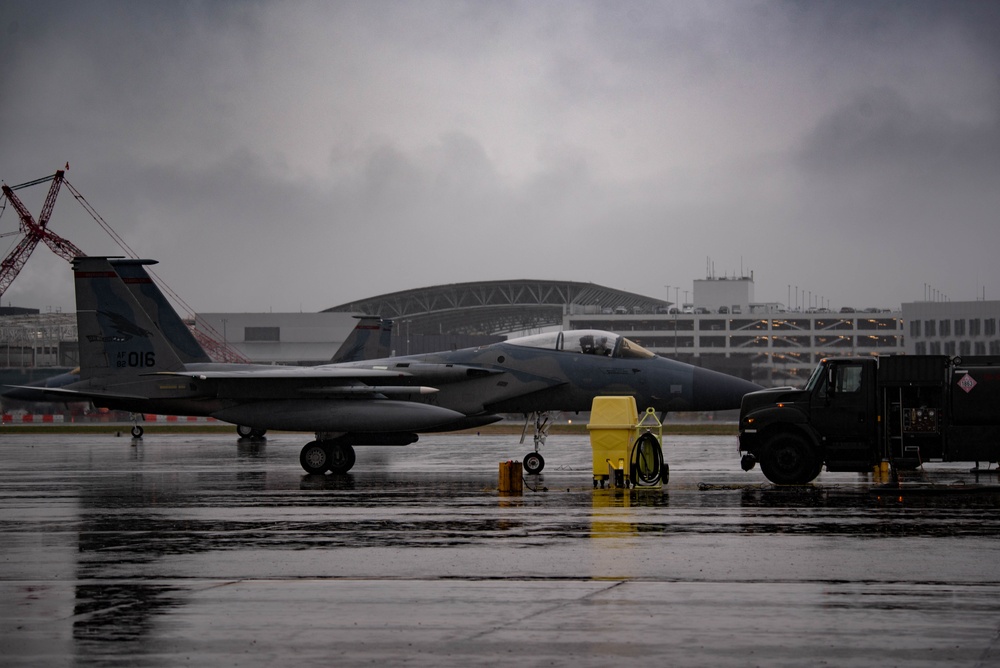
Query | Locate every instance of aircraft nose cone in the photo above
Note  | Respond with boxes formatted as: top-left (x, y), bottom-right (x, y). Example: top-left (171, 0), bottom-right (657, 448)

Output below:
top-left (691, 366), bottom-right (763, 411)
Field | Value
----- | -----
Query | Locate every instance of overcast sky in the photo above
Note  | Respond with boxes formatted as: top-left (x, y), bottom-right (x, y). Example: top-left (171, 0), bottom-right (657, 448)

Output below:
top-left (1, 0), bottom-right (998, 316)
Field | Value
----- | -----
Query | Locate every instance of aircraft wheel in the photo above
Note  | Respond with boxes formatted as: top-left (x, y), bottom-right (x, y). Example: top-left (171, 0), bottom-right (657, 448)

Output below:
top-left (327, 443), bottom-right (356, 475)
top-left (131, 425), bottom-right (144, 438)
top-left (300, 441), bottom-right (330, 475)
top-left (759, 433), bottom-right (819, 485)
top-left (523, 451), bottom-right (544, 475)
top-left (250, 428), bottom-right (267, 441)
top-left (236, 424), bottom-right (254, 439)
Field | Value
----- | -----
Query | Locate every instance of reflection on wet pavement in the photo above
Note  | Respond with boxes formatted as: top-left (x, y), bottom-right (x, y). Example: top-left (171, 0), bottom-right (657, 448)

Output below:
top-left (1, 433), bottom-right (999, 666)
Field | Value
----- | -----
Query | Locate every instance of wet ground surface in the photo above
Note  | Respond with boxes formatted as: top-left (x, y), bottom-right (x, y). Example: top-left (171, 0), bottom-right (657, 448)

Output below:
top-left (1, 431), bottom-right (999, 666)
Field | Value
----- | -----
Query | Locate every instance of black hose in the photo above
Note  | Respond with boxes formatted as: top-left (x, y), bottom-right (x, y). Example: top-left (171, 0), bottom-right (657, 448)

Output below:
top-left (630, 432), bottom-right (663, 486)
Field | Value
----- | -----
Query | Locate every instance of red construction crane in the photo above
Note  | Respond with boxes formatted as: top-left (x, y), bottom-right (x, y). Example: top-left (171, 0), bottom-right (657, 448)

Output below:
top-left (0, 169), bottom-right (249, 363)
top-left (0, 170), bottom-right (84, 295)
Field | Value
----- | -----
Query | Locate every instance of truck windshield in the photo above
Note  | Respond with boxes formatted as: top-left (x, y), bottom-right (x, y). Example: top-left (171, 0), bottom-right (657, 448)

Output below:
top-left (804, 362), bottom-right (827, 391)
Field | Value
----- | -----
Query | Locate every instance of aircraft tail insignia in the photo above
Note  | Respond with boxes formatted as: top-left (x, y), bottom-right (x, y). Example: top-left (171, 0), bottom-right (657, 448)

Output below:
top-left (85, 310), bottom-right (153, 342)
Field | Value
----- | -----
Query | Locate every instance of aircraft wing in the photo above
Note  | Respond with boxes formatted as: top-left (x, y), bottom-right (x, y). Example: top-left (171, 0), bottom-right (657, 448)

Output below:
top-left (2, 385), bottom-right (153, 402)
top-left (153, 363), bottom-right (504, 400)
top-left (159, 364), bottom-right (502, 383)
top-left (158, 367), bottom-right (410, 381)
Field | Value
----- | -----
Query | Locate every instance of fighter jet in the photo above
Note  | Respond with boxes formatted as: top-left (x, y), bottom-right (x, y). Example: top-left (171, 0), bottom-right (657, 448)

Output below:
top-left (19, 257), bottom-right (761, 474)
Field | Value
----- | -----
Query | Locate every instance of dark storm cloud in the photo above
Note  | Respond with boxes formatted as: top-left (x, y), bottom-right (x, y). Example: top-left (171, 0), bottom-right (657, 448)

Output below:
top-left (1, 0), bottom-right (998, 312)
top-left (799, 86), bottom-right (1000, 191)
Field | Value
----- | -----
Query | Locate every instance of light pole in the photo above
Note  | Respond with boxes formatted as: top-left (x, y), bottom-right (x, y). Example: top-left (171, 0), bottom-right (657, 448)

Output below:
top-left (673, 287), bottom-right (680, 355)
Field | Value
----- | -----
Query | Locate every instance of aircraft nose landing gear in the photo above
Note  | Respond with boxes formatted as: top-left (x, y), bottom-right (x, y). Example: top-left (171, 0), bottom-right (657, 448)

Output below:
top-left (523, 451), bottom-right (545, 475)
top-left (520, 412), bottom-right (551, 474)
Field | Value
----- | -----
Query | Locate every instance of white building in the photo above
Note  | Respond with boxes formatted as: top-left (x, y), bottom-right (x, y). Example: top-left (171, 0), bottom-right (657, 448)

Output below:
top-left (902, 301), bottom-right (1000, 357)
top-left (692, 275), bottom-right (753, 313)
top-left (196, 312), bottom-right (360, 364)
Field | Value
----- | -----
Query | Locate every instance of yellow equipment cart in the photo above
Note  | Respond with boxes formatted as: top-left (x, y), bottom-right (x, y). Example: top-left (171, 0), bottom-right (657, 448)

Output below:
top-left (587, 396), bottom-right (666, 489)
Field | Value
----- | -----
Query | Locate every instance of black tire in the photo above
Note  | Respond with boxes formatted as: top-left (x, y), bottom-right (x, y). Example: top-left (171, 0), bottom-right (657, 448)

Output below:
top-left (236, 425), bottom-right (254, 439)
top-left (807, 456), bottom-right (825, 480)
top-left (299, 441), bottom-right (330, 475)
top-left (131, 425), bottom-right (144, 438)
top-left (523, 451), bottom-right (544, 474)
top-left (759, 433), bottom-right (820, 485)
top-left (327, 443), bottom-right (357, 475)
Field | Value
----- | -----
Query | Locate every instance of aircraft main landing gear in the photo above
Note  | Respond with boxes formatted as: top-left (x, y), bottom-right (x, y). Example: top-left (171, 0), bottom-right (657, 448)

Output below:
top-left (236, 424), bottom-right (267, 440)
top-left (299, 440), bottom-right (357, 475)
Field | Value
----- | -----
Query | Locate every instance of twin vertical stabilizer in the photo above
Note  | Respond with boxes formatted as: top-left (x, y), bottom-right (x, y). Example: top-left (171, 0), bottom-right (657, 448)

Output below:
top-left (111, 259), bottom-right (212, 364)
top-left (330, 315), bottom-right (394, 363)
top-left (73, 257), bottom-right (186, 380)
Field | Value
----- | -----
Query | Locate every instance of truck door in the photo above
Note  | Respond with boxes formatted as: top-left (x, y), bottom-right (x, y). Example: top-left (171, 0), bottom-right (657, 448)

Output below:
top-left (808, 360), bottom-right (877, 469)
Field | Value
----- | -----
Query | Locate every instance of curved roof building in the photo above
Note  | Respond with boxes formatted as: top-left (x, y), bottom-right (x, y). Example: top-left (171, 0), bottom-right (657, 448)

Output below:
top-left (324, 279), bottom-right (671, 336)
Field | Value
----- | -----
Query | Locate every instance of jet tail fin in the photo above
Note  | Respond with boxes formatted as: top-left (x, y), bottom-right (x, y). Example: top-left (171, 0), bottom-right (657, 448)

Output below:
top-left (110, 259), bottom-right (212, 364)
top-left (330, 316), bottom-right (394, 363)
top-left (73, 257), bottom-right (186, 380)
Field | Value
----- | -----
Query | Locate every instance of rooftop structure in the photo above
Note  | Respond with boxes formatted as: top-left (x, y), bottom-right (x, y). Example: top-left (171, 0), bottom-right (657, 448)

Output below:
top-left (324, 280), bottom-right (670, 336)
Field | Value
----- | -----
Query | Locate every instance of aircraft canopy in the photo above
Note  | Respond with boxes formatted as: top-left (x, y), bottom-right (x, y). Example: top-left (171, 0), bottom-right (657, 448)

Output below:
top-left (506, 330), bottom-right (655, 359)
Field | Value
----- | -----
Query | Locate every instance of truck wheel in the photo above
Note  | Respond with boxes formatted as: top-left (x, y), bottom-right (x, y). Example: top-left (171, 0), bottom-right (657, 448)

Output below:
top-left (760, 433), bottom-right (819, 485)
top-left (808, 457), bottom-right (825, 480)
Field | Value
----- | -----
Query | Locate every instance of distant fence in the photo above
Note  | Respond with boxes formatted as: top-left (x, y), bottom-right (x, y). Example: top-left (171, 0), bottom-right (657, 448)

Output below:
top-left (2, 413), bottom-right (219, 424)
top-left (1, 413), bottom-right (66, 423)
top-left (141, 415), bottom-right (219, 423)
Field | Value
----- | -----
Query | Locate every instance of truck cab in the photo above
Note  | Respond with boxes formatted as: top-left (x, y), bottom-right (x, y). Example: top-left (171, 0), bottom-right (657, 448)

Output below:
top-left (739, 358), bottom-right (879, 484)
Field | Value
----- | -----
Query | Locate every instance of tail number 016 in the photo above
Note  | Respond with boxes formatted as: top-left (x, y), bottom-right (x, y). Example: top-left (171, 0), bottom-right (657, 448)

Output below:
top-left (117, 352), bottom-right (156, 368)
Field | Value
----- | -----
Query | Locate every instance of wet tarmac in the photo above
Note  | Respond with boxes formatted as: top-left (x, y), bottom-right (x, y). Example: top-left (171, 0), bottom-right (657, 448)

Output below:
top-left (1, 431), bottom-right (999, 666)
